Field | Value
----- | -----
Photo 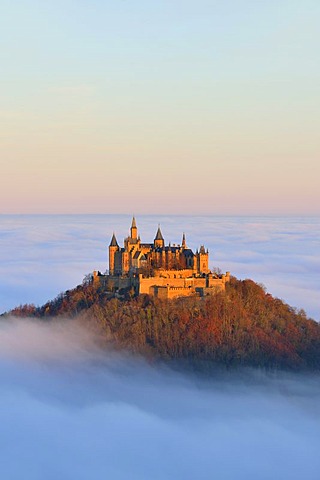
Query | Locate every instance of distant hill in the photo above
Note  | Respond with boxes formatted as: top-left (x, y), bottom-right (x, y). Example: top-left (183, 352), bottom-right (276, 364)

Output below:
top-left (6, 276), bottom-right (320, 371)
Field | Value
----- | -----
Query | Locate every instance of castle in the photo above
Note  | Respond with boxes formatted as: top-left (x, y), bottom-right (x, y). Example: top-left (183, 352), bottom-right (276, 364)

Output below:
top-left (94, 217), bottom-right (230, 299)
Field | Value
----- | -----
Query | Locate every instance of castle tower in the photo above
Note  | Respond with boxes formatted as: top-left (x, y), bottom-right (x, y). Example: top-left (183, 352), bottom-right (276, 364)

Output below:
top-left (130, 216), bottom-right (138, 240)
top-left (154, 225), bottom-right (164, 249)
top-left (109, 233), bottom-right (119, 275)
top-left (197, 245), bottom-right (209, 274)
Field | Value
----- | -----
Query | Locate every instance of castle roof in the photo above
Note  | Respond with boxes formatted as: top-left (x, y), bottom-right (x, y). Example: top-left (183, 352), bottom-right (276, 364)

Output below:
top-left (131, 216), bottom-right (137, 228)
top-left (127, 237), bottom-right (138, 244)
top-left (109, 233), bottom-right (119, 247)
top-left (155, 226), bottom-right (164, 241)
top-left (199, 245), bottom-right (206, 254)
top-left (164, 246), bottom-right (179, 252)
top-left (183, 249), bottom-right (194, 257)
top-left (133, 251), bottom-right (146, 260)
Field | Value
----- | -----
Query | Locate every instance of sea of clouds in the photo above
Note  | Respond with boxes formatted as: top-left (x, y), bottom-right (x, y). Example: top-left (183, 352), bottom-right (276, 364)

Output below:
top-left (1, 318), bottom-right (320, 480)
top-left (0, 215), bottom-right (320, 479)
top-left (0, 215), bottom-right (319, 319)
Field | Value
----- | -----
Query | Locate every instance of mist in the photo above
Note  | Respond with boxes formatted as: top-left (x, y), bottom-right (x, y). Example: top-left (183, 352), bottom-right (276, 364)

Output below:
top-left (1, 318), bottom-right (320, 480)
top-left (0, 215), bottom-right (319, 320)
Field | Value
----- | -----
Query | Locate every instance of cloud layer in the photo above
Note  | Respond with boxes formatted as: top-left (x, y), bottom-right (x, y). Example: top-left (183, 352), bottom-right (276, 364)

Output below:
top-left (0, 319), bottom-right (320, 480)
top-left (0, 215), bottom-right (319, 320)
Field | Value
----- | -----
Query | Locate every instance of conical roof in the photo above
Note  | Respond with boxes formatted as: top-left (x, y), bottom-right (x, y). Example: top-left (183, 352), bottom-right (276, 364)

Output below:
top-left (154, 225), bottom-right (164, 241)
top-left (131, 216), bottom-right (137, 228)
top-left (109, 233), bottom-right (118, 247)
top-left (199, 245), bottom-right (206, 254)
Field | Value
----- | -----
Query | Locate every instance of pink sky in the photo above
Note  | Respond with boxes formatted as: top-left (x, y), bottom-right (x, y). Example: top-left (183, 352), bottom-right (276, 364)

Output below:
top-left (1, 0), bottom-right (319, 214)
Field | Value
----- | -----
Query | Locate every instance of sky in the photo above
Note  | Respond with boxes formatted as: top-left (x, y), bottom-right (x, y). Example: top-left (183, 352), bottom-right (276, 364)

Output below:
top-left (1, 0), bottom-right (319, 214)
top-left (1, 318), bottom-right (320, 480)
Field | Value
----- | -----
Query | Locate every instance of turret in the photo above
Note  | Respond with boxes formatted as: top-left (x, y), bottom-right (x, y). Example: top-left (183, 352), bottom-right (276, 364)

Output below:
top-left (154, 225), bottom-right (164, 249)
top-left (130, 216), bottom-right (138, 240)
top-left (109, 233), bottom-right (119, 275)
top-left (197, 245), bottom-right (209, 274)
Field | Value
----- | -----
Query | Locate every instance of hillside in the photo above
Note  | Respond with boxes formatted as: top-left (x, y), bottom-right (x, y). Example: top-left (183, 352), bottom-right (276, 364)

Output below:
top-left (7, 276), bottom-right (320, 371)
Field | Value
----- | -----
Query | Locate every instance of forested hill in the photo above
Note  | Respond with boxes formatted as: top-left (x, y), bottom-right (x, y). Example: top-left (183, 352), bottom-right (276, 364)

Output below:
top-left (7, 277), bottom-right (320, 371)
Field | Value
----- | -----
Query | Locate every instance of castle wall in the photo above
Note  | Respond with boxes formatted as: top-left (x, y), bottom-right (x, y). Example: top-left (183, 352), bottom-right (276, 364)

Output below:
top-left (166, 286), bottom-right (194, 299)
top-left (121, 251), bottom-right (130, 274)
top-left (114, 251), bottom-right (123, 275)
top-left (140, 272), bottom-right (230, 296)
top-left (109, 247), bottom-right (116, 275)
top-left (150, 285), bottom-right (194, 299)
top-left (96, 272), bottom-right (229, 299)
top-left (138, 276), bottom-right (168, 294)
top-left (104, 275), bottom-right (132, 292)
top-left (153, 269), bottom-right (195, 279)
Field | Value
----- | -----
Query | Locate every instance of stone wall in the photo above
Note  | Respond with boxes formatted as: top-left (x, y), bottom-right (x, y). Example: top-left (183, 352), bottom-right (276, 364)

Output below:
top-left (94, 270), bottom-right (230, 299)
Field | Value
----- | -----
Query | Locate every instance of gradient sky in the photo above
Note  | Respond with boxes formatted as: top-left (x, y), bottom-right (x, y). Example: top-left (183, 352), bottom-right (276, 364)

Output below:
top-left (1, 0), bottom-right (319, 214)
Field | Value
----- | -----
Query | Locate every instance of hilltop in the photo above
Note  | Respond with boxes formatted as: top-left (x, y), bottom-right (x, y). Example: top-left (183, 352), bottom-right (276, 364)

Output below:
top-left (7, 275), bottom-right (320, 372)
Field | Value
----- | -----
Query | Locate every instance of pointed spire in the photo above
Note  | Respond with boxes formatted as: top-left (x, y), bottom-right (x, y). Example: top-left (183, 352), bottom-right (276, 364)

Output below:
top-left (130, 216), bottom-right (138, 239)
top-left (182, 232), bottom-right (186, 248)
top-left (109, 232), bottom-right (118, 247)
top-left (155, 225), bottom-right (164, 241)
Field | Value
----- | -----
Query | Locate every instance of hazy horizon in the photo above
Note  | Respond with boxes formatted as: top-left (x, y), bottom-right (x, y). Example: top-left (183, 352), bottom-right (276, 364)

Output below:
top-left (0, 214), bottom-right (319, 321)
top-left (2, 213), bottom-right (320, 217)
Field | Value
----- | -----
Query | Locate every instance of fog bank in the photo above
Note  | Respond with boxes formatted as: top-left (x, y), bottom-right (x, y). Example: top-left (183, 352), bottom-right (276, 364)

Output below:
top-left (0, 215), bottom-right (319, 320)
top-left (1, 319), bottom-right (320, 480)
